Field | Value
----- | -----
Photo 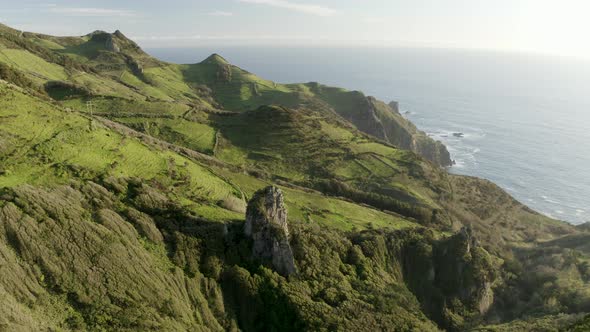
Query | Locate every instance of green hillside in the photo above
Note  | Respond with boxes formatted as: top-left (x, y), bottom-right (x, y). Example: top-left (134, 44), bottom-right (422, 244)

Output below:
top-left (1, 24), bottom-right (590, 331)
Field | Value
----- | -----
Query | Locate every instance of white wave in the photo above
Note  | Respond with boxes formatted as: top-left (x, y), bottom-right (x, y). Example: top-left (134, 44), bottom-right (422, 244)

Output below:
top-left (452, 160), bottom-right (466, 168)
top-left (541, 195), bottom-right (560, 204)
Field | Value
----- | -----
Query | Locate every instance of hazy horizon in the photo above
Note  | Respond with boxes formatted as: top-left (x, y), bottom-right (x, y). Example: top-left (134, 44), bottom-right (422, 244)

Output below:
top-left (3, 0), bottom-right (590, 59)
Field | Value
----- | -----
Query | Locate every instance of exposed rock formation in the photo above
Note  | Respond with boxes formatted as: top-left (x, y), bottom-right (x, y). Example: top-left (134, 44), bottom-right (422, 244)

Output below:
top-left (86, 30), bottom-right (147, 63)
top-left (403, 226), bottom-right (496, 330)
top-left (433, 226), bottom-right (495, 328)
top-left (88, 31), bottom-right (120, 53)
top-left (126, 56), bottom-right (144, 75)
top-left (388, 100), bottom-right (400, 112)
top-left (376, 98), bottom-right (452, 167)
top-left (216, 64), bottom-right (232, 82)
top-left (94, 30), bottom-right (145, 75)
top-left (454, 226), bottom-right (493, 315)
top-left (105, 34), bottom-right (120, 53)
top-left (244, 186), bottom-right (296, 276)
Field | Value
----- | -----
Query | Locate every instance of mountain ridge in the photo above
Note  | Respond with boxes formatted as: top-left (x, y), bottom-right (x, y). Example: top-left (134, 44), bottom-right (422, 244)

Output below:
top-left (0, 24), bottom-right (451, 166)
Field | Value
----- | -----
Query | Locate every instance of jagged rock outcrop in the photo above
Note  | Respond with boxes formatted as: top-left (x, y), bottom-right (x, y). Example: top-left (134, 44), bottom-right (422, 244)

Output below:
top-left (244, 186), bottom-right (296, 276)
top-left (402, 226), bottom-right (496, 330)
top-left (105, 34), bottom-right (120, 53)
top-left (433, 226), bottom-right (496, 328)
top-left (86, 30), bottom-right (147, 62)
top-left (88, 31), bottom-right (119, 52)
top-left (216, 64), bottom-right (232, 82)
top-left (389, 100), bottom-right (400, 112)
top-left (125, 56), bottom-right (144, 75)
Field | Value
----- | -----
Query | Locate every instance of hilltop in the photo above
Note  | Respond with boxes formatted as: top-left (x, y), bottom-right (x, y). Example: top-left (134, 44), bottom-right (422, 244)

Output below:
top-left (1, 24), bottom-right (590, 331)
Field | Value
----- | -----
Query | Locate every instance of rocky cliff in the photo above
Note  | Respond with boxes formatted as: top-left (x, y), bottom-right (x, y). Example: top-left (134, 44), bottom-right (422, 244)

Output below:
top-left (375, 98), bottom-right (452, 167)
top-left (402, 226), bottom-right (496, 330)
top-left (384, 101), bottom-right (452, 167)
top-left (433, 226), bottom-right (495, 328)
top-left (244, 186), bottom-right (296, 276)
top-left (307, 84), bottom-right (453, 167)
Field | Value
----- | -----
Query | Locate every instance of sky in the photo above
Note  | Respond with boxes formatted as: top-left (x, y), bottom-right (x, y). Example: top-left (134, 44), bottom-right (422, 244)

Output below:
top-left (2, 0), bottom-right (590, 58)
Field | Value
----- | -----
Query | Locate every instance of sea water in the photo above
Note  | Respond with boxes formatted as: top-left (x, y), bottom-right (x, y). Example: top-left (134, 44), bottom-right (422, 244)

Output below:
top-left (147, 46), bottom-right (590, 224)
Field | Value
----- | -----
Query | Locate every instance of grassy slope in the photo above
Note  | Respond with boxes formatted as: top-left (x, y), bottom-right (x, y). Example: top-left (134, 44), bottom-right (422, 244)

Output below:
top-left (173, 56), bottom-right (451, 165)
top-left (0, 81), bottom-right (439, 331)
top-left (87, 94), bottom-right (568, 254)
top-left (1, 24), bottom-right (590, 330)
top-left (0, 82), bottom-right (413, 231)
top-left (210, 105), bottom-right (442, 204)
top-left (1, 24), bottom-right (447, 165)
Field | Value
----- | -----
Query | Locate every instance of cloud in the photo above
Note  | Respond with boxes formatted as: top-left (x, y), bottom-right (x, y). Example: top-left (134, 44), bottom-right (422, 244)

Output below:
top-left (238, 0), bottom-right (336, 17)
top-left (208, 11), bottom-right (234, 17)
top-left (47, 7), bottom-right (137, 17)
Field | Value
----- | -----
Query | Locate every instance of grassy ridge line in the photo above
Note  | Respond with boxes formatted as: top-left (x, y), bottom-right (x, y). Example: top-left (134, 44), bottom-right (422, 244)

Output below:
top-left (0, 81), bottom-right (415, 231)
top-left (1, 26), bottom-right (449, 169)
top-left (95, 114), bottom-right (415, 231)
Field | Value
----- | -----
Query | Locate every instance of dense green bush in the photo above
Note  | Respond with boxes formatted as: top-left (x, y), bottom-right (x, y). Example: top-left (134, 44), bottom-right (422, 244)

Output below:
top-left (314, 178), bottom-right (435, 223)
top-left (44, 81), bottom-right (90, 100)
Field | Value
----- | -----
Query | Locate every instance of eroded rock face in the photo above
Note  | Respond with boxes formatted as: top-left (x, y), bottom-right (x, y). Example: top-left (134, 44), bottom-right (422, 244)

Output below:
top-left (330, 94), bottom-right (453, 167)
top-left (105, 35), bottom-right (120, 53)
top-left (244, 186), bottom-right (296, 276)
top-left (402, 226), bottom-right (496, 330)
top-left (346, 95), bottom-right (389, 142)
top-left (216, 64), bottom-right (232, 82)
top-left (435, 226), bottom-right (496, 328)
top-left (454, 226), bottom-right (493, 315)
top-left (388, 101), bottom-right (400, 113)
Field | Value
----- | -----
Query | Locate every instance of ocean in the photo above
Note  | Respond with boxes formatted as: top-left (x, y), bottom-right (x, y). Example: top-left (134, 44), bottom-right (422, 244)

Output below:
top-left (146, 46), bottom-right (590, 225)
